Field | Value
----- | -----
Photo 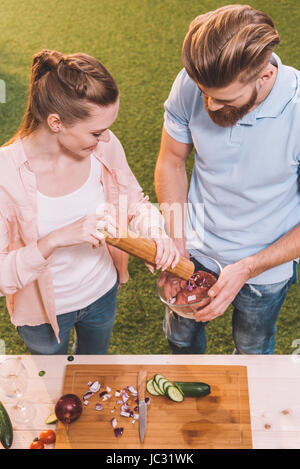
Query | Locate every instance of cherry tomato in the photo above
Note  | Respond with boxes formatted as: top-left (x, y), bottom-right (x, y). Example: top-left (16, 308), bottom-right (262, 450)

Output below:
top-left (39, 430), bottom-right (56, 445)
top-left (30, 439), bottom-right (44, 449)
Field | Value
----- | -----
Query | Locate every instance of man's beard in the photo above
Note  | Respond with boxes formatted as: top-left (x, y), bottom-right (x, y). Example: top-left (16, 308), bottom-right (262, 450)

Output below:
top-left (203, 86), bottom-right (258, 127)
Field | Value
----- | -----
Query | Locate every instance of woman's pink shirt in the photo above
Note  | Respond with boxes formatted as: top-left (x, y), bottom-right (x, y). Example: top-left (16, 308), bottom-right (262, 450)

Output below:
top-left (0, 132), bottom-right (161, 343)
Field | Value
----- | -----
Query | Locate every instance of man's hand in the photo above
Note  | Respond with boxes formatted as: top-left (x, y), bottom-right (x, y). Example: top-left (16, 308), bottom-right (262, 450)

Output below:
top-left (194, 258), bottom-right (253, 322)
top-left (157, 239), bottom-right (190, 301)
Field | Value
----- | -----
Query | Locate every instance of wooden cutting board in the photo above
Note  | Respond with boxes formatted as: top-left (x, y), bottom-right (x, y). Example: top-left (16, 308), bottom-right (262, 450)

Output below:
top-left (55, 364), bottom-right (252, 449)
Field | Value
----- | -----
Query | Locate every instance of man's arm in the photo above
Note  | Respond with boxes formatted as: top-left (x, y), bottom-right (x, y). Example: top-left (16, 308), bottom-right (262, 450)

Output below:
top-left (195, 223), bottom-right (300, 323)
top-left (154, 128), bottom-right (194, 256)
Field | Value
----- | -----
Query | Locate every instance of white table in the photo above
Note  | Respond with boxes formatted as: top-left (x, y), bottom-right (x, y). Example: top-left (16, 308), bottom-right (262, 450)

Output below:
top-left (0, 354), bottom-right (300, 449)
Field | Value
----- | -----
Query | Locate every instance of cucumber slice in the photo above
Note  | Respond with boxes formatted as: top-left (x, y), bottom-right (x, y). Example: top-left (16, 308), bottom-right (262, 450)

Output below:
top-left (146, 379), bottom-right (160, 396)
top-left (162, 380), bottom-right (174, 393)
top-left (152, 379), bottom-right (165, 396)
top-left (153, 374), bottom-right (165, 385)
top-left (166, 386), bottom-right (184, 402)
top-left (157, 378), bottom-right (169, 394)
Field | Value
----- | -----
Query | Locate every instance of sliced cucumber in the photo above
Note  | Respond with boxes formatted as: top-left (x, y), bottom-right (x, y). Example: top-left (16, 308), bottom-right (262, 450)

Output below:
top-left (152, 379), bottom-right (165, 396)
top-left (157, 378), bottom-right (169, 394)
top-left (146, 379), bottom-right (160, 396)
top-left (153, 374), bottom-right (165, 385)
top-left (166, 385), bottom-right (184, 402)
top-left (162, 380), bottom-right (174, 393)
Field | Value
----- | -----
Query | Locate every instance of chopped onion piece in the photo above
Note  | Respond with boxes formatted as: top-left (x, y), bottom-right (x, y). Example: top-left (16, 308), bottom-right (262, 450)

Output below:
top-left (127, 385), bottom-right (137, 395)
top-left (106, 386), bottom-right (111, 393)
top-left (95, 403), bottom-right (103, 411)
top-left (131, 420), bottom-right (136, 424)
top-left (120, 411), bottom-right (131, 418)
top-left (83, 391), bottom-right (94, 400)
top-left (115, 391), bottom-right (121, 397)
top-left (116, 399), bottom-right (122, 405)
top-left (89, 381), bottom-right (101, 393)
top-left (121, 403), bottom-right (130, 413)
top-left (133, 413), bottom-right (139, 420)
top-left (114, 427), bottom-right (123, 438)
top-left (145, 397), bottom-right (151, 405)
top-left (87, 381), bottom-right (93, 387)
top-left (111, 417), bottom-right (117, 428)
top-left (83, 400), bottom-right (89, 406)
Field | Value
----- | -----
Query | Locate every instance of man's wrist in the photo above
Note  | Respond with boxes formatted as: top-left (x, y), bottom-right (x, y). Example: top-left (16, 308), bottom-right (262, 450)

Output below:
top-left (237, 255), bottom-right (257, 280)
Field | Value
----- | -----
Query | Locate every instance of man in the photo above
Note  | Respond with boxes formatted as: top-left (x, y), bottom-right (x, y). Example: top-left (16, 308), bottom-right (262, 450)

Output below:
top-left (155, 4), bottom-right (300, 354)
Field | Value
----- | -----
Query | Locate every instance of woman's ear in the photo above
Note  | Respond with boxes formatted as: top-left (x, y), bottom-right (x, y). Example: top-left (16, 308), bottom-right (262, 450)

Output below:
top-left (47, 113), bottom-right (63, 133)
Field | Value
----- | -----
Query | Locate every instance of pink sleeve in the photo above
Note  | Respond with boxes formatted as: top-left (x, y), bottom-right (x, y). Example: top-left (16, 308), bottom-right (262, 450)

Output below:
top-left (0, 216), bottom-right (50, 296)
top-left (126, 170), bottom-right (166, 237)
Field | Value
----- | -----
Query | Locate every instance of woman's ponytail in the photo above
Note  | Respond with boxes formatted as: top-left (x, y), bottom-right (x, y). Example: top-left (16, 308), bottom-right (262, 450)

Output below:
top-left (4, 49), bottom-right (119, 145)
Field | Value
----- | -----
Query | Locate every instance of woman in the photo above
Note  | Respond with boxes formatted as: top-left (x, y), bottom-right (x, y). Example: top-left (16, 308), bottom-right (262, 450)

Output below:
top-left (0, 49), bottom-right (179, 354)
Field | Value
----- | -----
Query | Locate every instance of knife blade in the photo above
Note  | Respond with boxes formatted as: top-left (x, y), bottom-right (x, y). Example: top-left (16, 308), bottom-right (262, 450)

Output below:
top-left (137, 370), bottom-right (147, 443)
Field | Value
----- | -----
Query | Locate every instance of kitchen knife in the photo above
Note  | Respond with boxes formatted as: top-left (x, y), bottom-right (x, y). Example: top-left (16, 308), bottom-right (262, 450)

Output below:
top-left (137, 370), bottom-right (148, 443)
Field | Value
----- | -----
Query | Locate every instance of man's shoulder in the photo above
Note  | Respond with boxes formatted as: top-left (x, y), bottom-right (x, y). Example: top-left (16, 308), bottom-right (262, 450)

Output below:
top-left (166, 68), bottom-right (202, 119)
top-left (171, 68), bottom-right (200, 97)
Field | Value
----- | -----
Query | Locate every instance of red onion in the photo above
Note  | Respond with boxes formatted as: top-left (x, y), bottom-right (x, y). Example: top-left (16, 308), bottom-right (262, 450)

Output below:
top-left (55, 394), bottom-right (82, 425)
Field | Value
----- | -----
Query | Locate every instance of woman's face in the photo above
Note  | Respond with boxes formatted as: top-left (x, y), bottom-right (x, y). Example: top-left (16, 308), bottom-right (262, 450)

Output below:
top-left (55, 99), bottom-right (119, 157)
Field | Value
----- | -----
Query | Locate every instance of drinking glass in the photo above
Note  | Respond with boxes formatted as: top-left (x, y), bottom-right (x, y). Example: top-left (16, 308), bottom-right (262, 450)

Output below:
top-left (0, 357), bottom-right (36, 424)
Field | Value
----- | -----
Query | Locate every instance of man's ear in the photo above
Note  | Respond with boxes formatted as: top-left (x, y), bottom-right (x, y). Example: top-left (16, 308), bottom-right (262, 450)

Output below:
top-left (258, 63), bottom-right (276, 85)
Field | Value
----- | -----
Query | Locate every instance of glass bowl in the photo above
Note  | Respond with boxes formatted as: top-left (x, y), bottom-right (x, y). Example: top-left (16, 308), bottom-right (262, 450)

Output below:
top-left (157, 254), bottom-right (222, 319)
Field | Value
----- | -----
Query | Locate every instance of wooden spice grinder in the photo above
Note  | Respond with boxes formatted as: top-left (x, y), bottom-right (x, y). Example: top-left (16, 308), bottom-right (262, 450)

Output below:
top-left (99, 229), bottom-right (194, 280)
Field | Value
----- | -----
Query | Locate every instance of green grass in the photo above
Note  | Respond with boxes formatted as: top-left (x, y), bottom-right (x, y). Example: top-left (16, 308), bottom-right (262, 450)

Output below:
top-left (0, 0), bottom-right (300, 354)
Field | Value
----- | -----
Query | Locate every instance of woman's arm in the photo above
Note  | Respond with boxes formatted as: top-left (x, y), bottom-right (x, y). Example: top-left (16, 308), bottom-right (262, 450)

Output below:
top-left (0, 213), bottom-right (110, 296)
top-left (0, 215), bottom-right (50, 296)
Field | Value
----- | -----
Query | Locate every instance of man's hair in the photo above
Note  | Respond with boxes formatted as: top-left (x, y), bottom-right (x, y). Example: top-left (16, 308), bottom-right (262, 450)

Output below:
top-left (182, 4), bottom-right (280, 88)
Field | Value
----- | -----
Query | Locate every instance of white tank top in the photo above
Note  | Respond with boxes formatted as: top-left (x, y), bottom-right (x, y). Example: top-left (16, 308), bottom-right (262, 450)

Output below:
top-left (37, 155), bottom-right (117, 315)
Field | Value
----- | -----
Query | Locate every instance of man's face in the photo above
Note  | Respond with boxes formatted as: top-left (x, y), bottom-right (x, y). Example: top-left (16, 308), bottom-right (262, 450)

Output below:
top-left (199, 80), bottom-right (258, 127)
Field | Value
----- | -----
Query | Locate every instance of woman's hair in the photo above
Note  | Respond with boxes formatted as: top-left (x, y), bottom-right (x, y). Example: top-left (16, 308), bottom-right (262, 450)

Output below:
top-left (182, 4), bottom-right (280, 88)
top-left (5, 49), bottom-right (119, 145)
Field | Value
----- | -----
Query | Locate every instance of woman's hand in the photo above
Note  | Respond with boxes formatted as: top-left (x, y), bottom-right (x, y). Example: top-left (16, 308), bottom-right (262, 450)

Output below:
top-left (38, 213), bottom-right (116, 259)
top-left (117, 270), bottom-right (130, 293)
top-left (145, 228), bottom-right (181, 274)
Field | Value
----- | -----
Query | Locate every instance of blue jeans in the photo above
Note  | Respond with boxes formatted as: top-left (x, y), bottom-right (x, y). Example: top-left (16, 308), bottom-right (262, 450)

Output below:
top-left (17, 280), bottom-right (118, 355)
top-left (163, 259), bottom-right (298, 355)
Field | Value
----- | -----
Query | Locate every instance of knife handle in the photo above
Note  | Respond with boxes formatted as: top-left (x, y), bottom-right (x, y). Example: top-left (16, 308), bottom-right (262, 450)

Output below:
top-left (138, 370), bottom-right (147, 400)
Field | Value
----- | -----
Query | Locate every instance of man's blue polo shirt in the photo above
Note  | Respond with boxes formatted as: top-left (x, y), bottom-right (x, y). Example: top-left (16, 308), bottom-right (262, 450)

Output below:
top-left (163, 53), bottom-right (300, 284)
